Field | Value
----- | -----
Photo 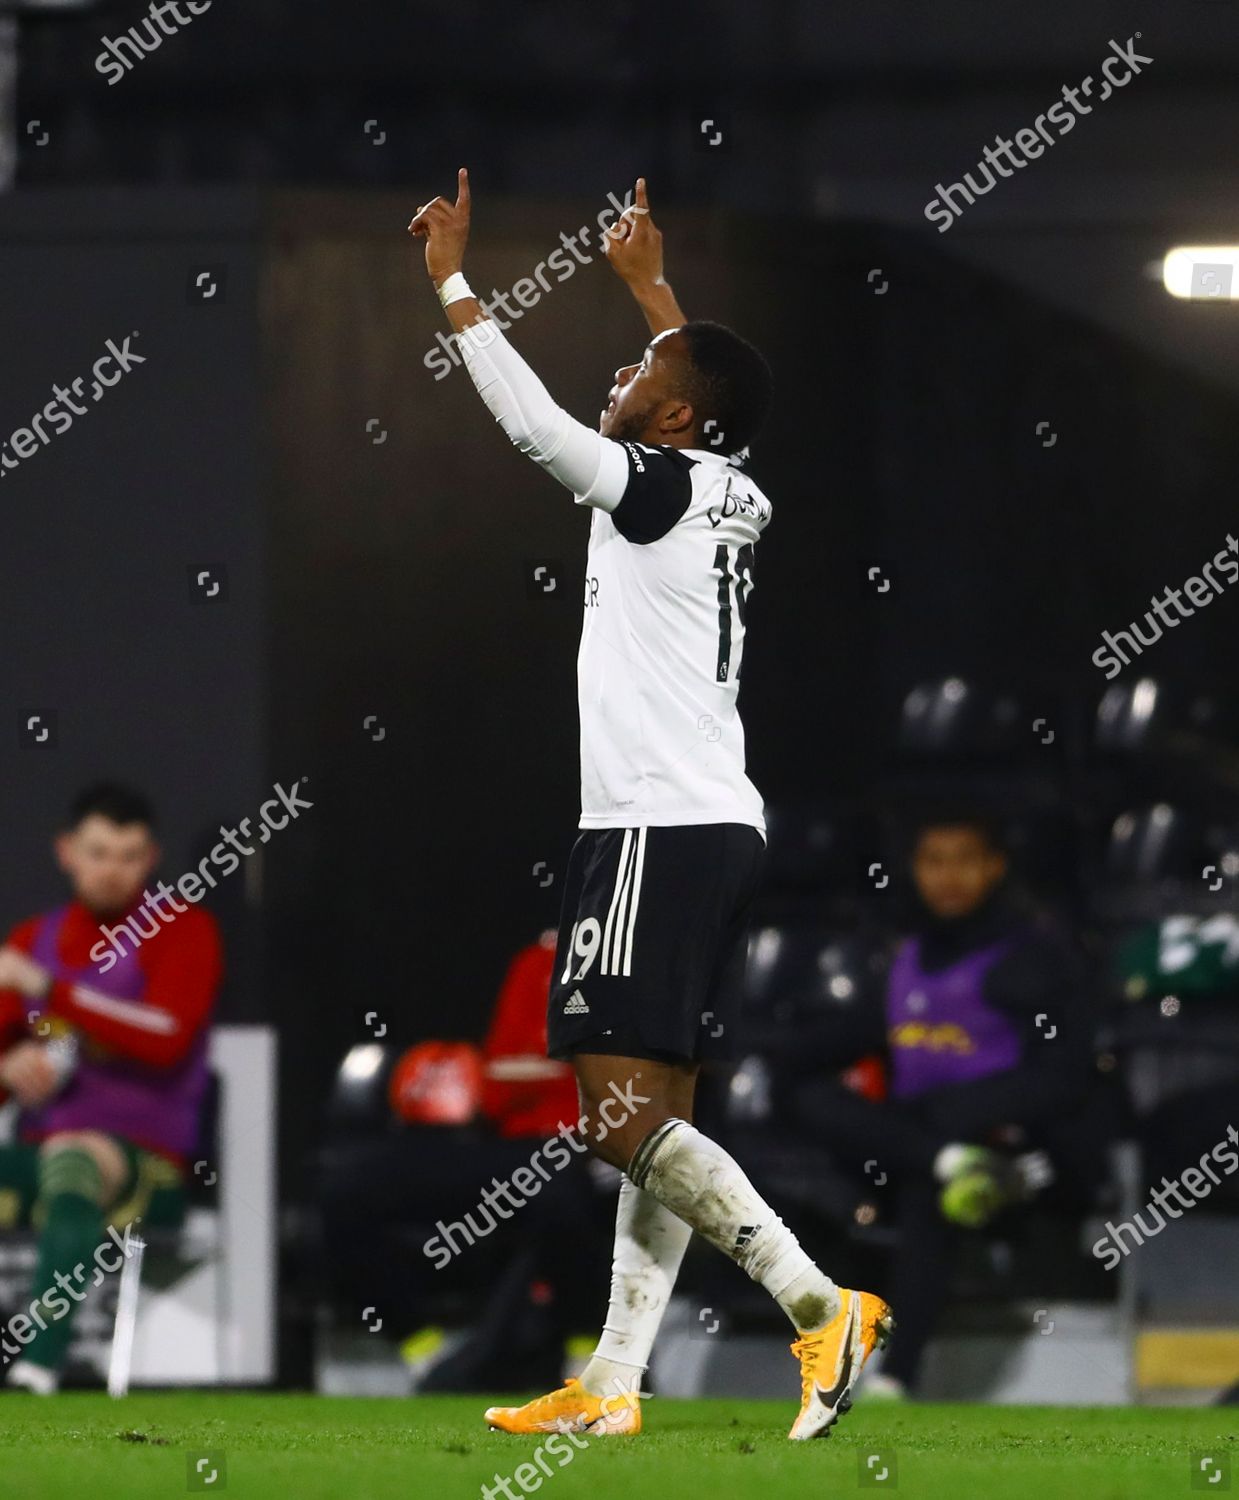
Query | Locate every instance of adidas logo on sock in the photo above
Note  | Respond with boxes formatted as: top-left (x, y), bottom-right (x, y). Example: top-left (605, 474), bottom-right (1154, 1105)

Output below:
top-left (563, 989), bottom-right (590, 1015)
top-left (733, 1223), bottom-right (760, 1255)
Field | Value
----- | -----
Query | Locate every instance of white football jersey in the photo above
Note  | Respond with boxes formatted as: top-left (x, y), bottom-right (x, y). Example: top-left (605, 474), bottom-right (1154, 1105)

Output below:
top-left (574, 441), bottom-right (772, 836)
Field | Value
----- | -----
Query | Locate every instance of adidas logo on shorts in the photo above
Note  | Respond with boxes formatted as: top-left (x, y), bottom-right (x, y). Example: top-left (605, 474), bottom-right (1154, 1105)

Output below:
top-left (563, 989), bottom-right (590, 1015)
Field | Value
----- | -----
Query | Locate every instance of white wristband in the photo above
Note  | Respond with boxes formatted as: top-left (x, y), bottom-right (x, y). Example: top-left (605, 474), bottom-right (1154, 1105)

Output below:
top-left (437, 272), bottom-right (474, 308)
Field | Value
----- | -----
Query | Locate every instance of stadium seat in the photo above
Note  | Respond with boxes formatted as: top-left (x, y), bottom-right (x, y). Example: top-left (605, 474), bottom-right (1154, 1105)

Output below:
top-left (725, 1054), bottom-right (773, 1124)
top-left (1088, 680), bottom-right (1239, 834)
top-left (1094, 678), bottom-right (1239, 757)
top-left (1086, 803), bottom-right (1219, 928)
top-left (760, 804), bottom-right (858, 891)
top-left (742, 923), bottom-right (881, 1028)
top-left (883, 680), bottom-right (1077, 906)
top-left (324, 1042), bottom-right (399, 1136)
top-left (752, 803), bottom-right (883, 924)
top-left (897, 677), bottom-right (1026, 759)
top-left (1105, 803), bottom-right (1206, 885)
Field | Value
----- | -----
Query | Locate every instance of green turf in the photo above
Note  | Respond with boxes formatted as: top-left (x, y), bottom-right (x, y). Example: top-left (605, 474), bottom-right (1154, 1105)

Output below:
top-left (0, 1393), bottom-right (1232, 1499)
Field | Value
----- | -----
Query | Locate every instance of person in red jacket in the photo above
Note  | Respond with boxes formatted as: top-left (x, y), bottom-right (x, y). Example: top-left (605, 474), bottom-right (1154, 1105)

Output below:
top-left (412, 929), bottom-right (610, 1392)
top-left (480, 929), bottom-right (577, 1141)
top-left (321, 929), bottom-right (608, 1393)
top-left (0, 783), bottom-right (221, 1392)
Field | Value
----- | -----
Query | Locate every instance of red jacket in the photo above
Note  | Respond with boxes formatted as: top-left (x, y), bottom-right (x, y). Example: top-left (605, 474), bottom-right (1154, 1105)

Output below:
top-left (481, 934), bottom-right (577, 1138)
top-left (0, 900), bottom-right (222, 1086)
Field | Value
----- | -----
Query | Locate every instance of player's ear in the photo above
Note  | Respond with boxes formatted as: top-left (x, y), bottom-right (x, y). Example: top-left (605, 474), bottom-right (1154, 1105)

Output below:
top-left (657, 398), bottom-right (694, 439)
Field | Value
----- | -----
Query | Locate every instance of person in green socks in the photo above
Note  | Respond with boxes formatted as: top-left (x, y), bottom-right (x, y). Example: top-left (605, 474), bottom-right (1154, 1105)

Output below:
top-left (0, 783), bottom-right (222, 1391)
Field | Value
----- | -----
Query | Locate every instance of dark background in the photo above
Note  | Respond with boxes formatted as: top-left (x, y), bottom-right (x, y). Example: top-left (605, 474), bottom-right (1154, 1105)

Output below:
top-left (3, 0), bottom-right (1239, 1186)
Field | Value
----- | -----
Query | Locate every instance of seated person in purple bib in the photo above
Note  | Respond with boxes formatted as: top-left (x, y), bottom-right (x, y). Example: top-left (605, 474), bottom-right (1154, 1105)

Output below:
top-left (783, 810), bottom-right (1095, 1398)
top-left (0, 783), bottom-right (221, 1393)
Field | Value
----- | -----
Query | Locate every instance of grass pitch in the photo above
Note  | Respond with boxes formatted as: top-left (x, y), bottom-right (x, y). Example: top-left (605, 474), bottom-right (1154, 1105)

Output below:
top-left (0, 1392), bottom-right (1230, 1499)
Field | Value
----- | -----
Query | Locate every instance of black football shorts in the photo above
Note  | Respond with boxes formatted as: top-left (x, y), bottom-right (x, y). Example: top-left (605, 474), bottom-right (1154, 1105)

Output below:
top-left (546, 822), bottom-right (765, 1065)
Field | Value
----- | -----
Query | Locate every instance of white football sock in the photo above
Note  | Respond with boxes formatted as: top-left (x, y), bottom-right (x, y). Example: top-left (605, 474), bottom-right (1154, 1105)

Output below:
top-left (630, 1118), bottom-right (840, 1333)
top-left (580, 1175), bottom-right (692, 1396)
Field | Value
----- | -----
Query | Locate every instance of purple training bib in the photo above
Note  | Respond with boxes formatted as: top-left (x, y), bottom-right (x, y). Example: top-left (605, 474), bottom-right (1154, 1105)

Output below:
top-left (22, 905), bottom-right (207, 1161)
top-left (886, 935), bottom-right (1022, 1099)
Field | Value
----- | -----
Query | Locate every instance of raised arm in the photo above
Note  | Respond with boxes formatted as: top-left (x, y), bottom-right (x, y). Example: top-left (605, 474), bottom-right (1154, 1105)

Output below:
top-left (409, 168), bottom-right (630, 507)
top-left (602, 177), bottom-right (687, 335)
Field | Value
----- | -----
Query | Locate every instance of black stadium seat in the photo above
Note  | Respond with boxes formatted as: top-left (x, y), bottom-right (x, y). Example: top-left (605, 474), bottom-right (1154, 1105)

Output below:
top-left (753, 802), bottom-right (888, 925)
top-left (323, 1042), bottom-right (398, 1137)
top-left (897, 677), bottom-right (1026, 759)
top-left (760, 804), bottom-right (857, 894)
top-left (1104, 804), bottom-right (1207, 886)
top-left (884, 679), bottom-right (1072, 888)
top-left (743, 923), bottom-right (881, 1028)
top-left (1094, 678), bottom-right (1237, 758)
top-left (1089, 804), bottom-right (1239, 926)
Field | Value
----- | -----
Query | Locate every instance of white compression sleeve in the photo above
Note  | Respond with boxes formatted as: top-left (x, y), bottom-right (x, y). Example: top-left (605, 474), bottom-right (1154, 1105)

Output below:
top-left (635, 1118), bottom-right (841, 1334)
top-left (580, 1176), bottom-right (692, 1394)
top-left (455, 319), bottom-right (630, 508)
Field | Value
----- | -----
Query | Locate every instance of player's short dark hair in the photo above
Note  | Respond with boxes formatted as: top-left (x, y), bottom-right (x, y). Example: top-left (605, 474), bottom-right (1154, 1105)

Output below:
top-left (67, 782), bottom-right (156, 832)
top-left (677, 320), bottom-right (773, 454)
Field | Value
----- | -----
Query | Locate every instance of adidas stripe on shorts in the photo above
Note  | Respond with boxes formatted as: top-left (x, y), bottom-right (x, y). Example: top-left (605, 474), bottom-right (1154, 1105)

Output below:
top-left (546, 823), bottom-right (765, 1064)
